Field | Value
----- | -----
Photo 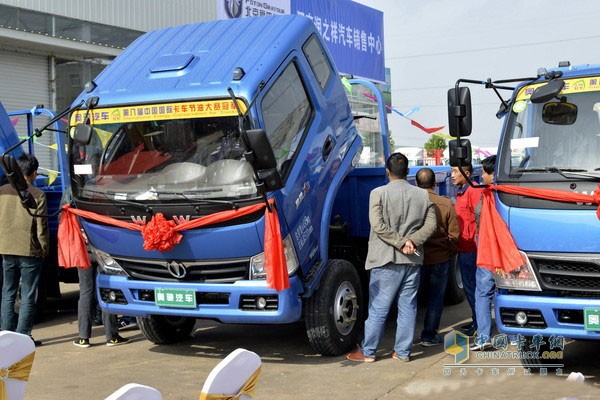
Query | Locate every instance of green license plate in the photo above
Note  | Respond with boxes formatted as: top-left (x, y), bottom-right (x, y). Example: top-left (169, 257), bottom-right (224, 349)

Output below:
top-left (155, 288), bottom-right (197, 308)
top-left (584, 308), bottom-right (600, 331)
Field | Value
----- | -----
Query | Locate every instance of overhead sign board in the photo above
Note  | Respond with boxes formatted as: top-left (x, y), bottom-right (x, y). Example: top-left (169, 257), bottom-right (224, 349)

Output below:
top-left (216, 0), bottom-right (385, 82)
top-left (292, 0), bottom-right (385, 82)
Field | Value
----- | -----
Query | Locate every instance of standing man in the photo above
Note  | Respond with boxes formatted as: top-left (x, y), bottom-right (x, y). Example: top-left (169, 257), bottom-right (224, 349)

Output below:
top-left (0, 154), bottom-right (48, 345)
top-left (346, 153), bottom-right (437, 363)
top-left (416, 168), bottom-right (460, 346)
top-left (451, 163), bottom-right (481, 337)
top-left (472, 155), bottom-right (500, 350)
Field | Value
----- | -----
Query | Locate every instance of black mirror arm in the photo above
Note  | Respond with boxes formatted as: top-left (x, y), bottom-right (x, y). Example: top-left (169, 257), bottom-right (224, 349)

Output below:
top-left (456, 162), bottom-right (487, 189)
top-left (34, 100), bottom-right (85, 138)
top-left (1, 100), bottom-right (85, 158)
top-left (21, 199), bottom-right (60, 219)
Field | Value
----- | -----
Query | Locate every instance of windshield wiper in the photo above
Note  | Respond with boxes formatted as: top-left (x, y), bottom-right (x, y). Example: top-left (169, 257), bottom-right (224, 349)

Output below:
top-left (79, 188), bottom-right (153, 213)
top-left (154, 191), bottom-right (242, 210)
top-left (516, 167), bottom-right (600, 180)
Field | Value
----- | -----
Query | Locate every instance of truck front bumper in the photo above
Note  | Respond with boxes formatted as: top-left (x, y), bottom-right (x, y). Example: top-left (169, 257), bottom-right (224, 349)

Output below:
top-left (495, 291), bottom-right (600, 340)
top-left (97, 274), bottom-right (304, 324)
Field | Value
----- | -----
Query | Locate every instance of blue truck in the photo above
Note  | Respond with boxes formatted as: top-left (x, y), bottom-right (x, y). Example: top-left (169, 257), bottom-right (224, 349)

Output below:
top-left (61, 15), bottom-right (460, 355)
top-left (0, 102), bottom-right (77, 306)
top-left (447, 62), bottom-right (600, 365)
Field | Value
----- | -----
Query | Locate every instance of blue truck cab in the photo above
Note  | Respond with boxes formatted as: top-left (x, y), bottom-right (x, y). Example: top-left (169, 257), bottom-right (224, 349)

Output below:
top-left (66, 15), bottom-right (397, 355)
top-left (448, 63), bottom-right (600, 364)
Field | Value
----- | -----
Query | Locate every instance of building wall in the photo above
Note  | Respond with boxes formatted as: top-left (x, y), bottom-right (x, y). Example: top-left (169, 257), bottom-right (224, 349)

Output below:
top-left (0, 0), bottom-right (216, 31)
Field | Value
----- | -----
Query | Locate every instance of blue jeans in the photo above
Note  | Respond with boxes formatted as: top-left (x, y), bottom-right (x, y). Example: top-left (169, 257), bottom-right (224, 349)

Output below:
top-left (1, 255), bottom-right (43, 336)
top-left (458, 252), bottom-right (477, 325)
top-left (475, 267), bottom-right (495, 342)
top-left (78, 265), bottom-right (118, 341)
top-left (361, 263), bottom-right (421, 358)
top-left (421, 262), bottom-right (449, 340)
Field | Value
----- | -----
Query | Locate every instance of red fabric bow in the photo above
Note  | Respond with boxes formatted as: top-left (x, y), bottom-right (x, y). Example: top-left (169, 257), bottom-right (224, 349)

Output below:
top-left (141, 213), bottom-right (182, 252)
top-left (477, 184), bottom-right (600, 273)
top-left (58, 199), bottom-right (290, 291)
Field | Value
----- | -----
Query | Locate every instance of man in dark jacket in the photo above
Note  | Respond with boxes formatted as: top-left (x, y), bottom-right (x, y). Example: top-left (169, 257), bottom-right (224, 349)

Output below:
top-left (416, 168), bottom-right (460, 346)
top-left (0, 154), bottom-right (48, 345)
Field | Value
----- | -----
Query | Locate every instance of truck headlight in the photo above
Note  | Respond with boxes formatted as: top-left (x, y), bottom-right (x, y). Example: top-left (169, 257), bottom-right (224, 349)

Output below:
top-left (250, 235), bottom-right (300, 280)
top-left (493, 251), bottom-right (541, 291)
top-left (91, 247), bottom-right (127, 276)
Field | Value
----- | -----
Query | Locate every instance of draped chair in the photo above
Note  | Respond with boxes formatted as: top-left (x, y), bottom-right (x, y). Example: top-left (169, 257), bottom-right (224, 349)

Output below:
top-left (0, 331), bottom-right (36, 400)
top-left (199, 348), bottom-right (262, 400)
top-left (105, 383), bottom-right (162, 400)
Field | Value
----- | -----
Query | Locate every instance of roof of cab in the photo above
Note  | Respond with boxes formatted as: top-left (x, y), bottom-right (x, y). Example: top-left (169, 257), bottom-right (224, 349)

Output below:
top-left (78, 15), bottom-right (318, 107)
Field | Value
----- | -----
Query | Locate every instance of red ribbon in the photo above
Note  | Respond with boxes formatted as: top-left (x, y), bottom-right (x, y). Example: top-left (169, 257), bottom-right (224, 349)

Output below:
top-left (477, 184), bottom-right (600, 273)
top-left (58, 199), bottom-right (290, 291)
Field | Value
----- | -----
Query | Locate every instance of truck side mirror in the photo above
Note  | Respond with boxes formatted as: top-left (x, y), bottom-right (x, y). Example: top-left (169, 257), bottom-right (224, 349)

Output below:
top-left (447, 87), bottom-right (472, 137)
top-left (530, 79), bottom-right (565, 104)
top-left (0, 155), bottom-right (37, 209)
top-left (73, 123), bottom-right (94, 145)
top-left (542, 101), bottom-right (577, 125)
top-left (242, 129), bottom-right (283, 193)
top-left (448, 139), bottom-right (472, 167)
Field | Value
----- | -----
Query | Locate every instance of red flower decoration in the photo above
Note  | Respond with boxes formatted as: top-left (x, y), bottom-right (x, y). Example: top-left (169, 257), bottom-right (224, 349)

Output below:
top-left (141, 213), bottom-right (182, 252)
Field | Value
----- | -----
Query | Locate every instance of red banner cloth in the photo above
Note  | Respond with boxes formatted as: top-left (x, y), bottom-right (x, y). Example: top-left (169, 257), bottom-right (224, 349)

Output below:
top-left (58, 199), bottom-right (290, 291)
top-left (410, 119), bottom-right (444, 134)
top-left (477, 184), bottom-right (600, 273)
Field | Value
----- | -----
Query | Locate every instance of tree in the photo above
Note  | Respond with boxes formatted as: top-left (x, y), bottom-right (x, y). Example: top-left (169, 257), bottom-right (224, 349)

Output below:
top-left (388, 133), bottom-right (395, 151)
top-left (423, 135), bottom-right (447, 151)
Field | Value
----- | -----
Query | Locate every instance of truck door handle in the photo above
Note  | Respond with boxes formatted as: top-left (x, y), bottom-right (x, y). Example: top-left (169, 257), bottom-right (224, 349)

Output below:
top-left (322, 136), bottom-right (335, 161)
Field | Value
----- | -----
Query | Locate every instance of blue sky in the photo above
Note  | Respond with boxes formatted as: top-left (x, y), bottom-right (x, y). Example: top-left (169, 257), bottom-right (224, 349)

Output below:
top-left (354, 0), bottom-right (600, 150)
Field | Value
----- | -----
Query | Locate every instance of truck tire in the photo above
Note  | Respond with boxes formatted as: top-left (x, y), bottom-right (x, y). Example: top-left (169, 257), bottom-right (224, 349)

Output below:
top-left (136, 315), bottom-right (196, 344)
top-left (444, 255), bottom-right (465, 305)
top-left (305, 259), bottom-right (363, 356)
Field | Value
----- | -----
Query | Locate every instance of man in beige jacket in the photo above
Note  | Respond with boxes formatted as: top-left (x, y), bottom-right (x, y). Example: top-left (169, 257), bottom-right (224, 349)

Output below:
top-left (0, 154), bottom-right (48, 345)
top-left (347, 153), bottom-right (436, 363)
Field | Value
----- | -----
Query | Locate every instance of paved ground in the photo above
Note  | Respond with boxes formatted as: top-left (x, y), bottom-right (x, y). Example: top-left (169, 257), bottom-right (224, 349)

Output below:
top-left (21, 284), bottom-right (600, 399)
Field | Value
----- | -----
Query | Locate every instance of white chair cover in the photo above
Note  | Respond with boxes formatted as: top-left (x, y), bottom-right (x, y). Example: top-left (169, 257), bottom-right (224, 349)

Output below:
top-left (0, 331), bottom-right (36, 400)
top-left (105, 383), bottom-right (162, 400)
top-left (200, 348), bottom-right (262, 400)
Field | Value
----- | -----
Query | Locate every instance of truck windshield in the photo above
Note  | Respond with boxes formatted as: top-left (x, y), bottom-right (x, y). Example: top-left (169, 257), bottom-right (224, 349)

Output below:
top-left (70, 109), bottom-right (256, 201)
top-left (503, 82), bottom-right (600, 176)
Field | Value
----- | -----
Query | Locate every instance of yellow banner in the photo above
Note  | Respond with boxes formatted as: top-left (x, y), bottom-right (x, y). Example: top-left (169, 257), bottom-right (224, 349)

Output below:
top-left (70, 99), bottom-right (247, 125)
top-left (516, 76), bottom-right (600, 100)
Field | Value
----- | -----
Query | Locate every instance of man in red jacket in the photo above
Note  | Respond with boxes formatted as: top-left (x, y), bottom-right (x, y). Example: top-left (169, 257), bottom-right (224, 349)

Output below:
top-left (451, 163), bottom-right (481, 337)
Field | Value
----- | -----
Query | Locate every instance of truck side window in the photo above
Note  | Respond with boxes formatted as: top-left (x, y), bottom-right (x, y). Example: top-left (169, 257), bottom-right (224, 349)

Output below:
top-left (302, 34), bottom-right (332, 90)
top-left (261, 62), bottom-right (313, 172)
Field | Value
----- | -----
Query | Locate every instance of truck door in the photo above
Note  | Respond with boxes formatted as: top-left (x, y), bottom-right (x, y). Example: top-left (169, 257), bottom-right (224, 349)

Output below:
top-left (256, 35), bottom-right (352, 278)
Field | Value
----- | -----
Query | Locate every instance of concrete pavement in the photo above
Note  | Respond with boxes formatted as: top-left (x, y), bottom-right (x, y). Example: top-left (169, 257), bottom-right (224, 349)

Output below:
top-left (21, 284), bottom-right (600, 399)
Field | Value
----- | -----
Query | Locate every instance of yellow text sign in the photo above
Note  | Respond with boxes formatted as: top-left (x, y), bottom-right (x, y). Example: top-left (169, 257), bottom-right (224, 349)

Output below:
top-left (70, 99), bottom-right (247, 125)
top-left (516, 76), bottom-right (600, 101)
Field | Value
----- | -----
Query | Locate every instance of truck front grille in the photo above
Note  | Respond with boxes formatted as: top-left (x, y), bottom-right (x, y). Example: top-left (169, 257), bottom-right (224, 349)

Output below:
top-left (113, 256), bottom-right (250, 283)
top-left (530, 253), bottom-right (600, 294)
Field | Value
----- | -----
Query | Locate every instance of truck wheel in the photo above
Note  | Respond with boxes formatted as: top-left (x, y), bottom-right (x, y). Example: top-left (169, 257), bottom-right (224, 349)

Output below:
top-left (136, 315), bottom-right (196, 344)
top-left (305, 259), bottom-right (363, 356)
top-left (444, 255), bottom-right (465, 305)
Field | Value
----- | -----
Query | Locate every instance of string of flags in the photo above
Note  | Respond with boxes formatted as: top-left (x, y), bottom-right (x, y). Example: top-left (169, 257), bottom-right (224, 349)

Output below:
top-left (341, 77), bottom-right (492, 157)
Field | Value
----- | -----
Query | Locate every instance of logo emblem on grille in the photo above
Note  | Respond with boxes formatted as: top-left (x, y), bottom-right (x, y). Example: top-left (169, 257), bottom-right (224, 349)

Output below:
top-left (166, 261), bottom-right (187, 279)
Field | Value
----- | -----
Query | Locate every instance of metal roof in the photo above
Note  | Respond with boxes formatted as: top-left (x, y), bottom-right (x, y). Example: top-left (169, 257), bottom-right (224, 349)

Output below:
top-left (78, 15), bottom-right (317, 108)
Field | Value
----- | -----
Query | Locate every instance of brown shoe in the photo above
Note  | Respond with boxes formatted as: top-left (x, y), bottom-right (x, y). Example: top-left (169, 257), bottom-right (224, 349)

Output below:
top-left (346, 348), bottom-right (375, 363)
